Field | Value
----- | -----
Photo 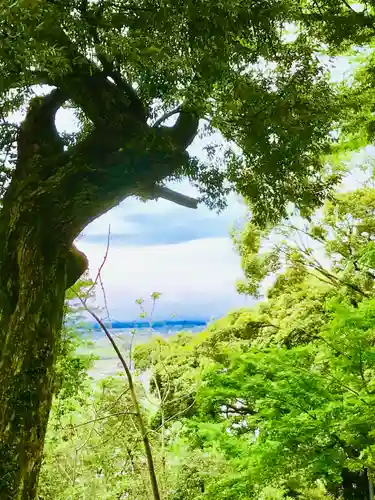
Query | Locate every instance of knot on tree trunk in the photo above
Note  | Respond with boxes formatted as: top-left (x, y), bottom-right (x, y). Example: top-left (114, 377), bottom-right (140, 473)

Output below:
top-left (66, 245), bottom-right (88, 289)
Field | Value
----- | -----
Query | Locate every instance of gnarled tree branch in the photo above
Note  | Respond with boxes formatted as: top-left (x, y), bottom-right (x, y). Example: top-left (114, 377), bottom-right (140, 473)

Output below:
top-left (35, 23), bottom-right (146, 128)
top-left (21, 24), bottom-right (201, 240)
top-left (16, 88), bottom-right (68, 178)
top-left (82, 5), bottom-right (147, 122)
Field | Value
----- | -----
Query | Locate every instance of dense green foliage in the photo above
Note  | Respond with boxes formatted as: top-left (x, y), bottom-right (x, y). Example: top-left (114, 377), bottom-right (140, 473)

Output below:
top-left (37, 179), bottom-right (375, 499)
top-left (4, 0), bottom-right (375, 498)
top-left (0, 0), bottom-right (347, 223)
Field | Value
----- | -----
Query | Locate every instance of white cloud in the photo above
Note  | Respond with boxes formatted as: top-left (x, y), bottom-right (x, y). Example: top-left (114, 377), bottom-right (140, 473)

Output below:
top-left (80, 206), bottom-right (138, 237)
top-left (55, 100), bottom-right (249, 320)
top-left (76, 237), bottom-right (251, 320)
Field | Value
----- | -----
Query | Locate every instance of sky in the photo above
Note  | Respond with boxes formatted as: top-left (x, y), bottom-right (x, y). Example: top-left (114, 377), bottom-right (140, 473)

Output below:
top-left (55, 108), bottom-right (253, 320)
top-left (54, 53), bottom-right (360, 322)
top-left (74, 188), bottom-right (252, 321)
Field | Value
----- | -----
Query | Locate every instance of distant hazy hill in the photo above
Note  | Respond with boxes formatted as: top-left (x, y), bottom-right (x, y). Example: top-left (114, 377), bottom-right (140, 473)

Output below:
top-left (78, 320), bottom-right (208, 379)
top-left (91, 319), bottom-right (207, 330)
top-left (74, 320), bottom-right (208, 341)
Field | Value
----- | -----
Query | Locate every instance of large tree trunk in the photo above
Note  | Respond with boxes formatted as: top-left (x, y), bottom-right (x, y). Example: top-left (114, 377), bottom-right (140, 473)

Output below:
top-left (0, 187), bottom-right (87, 498)
top-left (0, 261), bottom-right (65, 499)
top-left (0, 32), bottom-right (198, 496)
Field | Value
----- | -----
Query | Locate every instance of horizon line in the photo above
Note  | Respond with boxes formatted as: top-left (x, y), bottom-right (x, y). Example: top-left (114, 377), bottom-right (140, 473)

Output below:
top-left (73, 318), bottom-right (210, 329)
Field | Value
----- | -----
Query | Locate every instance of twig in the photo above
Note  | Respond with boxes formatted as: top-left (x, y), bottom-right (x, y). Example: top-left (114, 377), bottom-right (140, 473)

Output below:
top-left (312, 0), bottom-right (324, 16)
top-left (99, 273), bottom-right (110, 320)
top-left (72, 230), bottom-right (161, 499)
top-left (86, 225), bottom-right (111, 298)
top-left (89, 414), bottom-right (128, 450)
top-left (67, 411), bottom-right (137, 430)
top-left (318, 335), bottom-right (354, 360)
top-left (129, 329), bottom-right (136, 370)
top-left (151, 397), bottom-right (197, 435)
top-left (73, 234), bottom-right (163, 497)
top-left (77, 297), bottom-right (161, 500)
top-left (359, 351), bottom-right (371, 395)
top-left (104, 388), bottom-right (131, 413)
top-left (286, 357), bottom-right (371, 407)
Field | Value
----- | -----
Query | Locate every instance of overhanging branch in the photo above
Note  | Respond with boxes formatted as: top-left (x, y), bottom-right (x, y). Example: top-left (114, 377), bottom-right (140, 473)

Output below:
top-left (141, 185), bottom-right (199, 209)
top-left (28, 27), bottom-right (201, 235)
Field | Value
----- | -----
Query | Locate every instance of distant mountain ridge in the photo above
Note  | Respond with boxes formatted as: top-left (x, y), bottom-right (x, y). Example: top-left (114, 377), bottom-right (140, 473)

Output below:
top-left (90, 319), bottom-right (207, 330)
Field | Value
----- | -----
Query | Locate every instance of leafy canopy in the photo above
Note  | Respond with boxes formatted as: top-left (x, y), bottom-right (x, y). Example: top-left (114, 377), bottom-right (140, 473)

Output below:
top-left (123, 179), bottom-right (375, 499)
top-left (0, 0), bottom-right (341, 223)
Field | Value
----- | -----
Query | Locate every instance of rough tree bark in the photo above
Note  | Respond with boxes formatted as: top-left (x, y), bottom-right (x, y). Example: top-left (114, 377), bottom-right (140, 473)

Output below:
top-left (0, 26), bottom-right (199, 499)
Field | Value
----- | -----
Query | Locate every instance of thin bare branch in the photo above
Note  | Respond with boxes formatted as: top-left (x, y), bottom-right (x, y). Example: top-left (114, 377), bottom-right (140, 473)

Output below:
top-left (68, 411), bottom-right (137, 430)
top-left (86, 225), bottom-right (111, 298)
top-left (104, 388), bottom-right (131, 413)
top-left (151, 397), bottom-right (197, 435)
top-left (99, 273), bottom-right (110, 320)
top-left (76, 297), bottom-right (161, 500)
